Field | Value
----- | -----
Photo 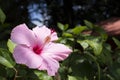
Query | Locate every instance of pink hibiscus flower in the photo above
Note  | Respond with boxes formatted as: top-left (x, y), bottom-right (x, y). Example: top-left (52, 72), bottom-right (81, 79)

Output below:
top-left (10, 24), bottom-right (72, 76)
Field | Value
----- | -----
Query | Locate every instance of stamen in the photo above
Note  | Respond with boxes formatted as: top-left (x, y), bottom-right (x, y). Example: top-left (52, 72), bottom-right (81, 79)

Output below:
top-left (43, 29), bottom-right (55, 46)
top-left (44, 36), bottom-right (51, 44)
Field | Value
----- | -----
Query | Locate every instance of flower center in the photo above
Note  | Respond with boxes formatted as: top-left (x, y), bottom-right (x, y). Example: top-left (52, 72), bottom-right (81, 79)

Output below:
top-left (33, 29), bottom-right (55, 54)
top-left (33, 45), bottom-right (42, 54)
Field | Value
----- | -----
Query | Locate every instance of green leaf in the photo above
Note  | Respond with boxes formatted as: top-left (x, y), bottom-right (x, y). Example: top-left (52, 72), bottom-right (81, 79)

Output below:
top-left (86, 39), bottom-right (103, 55)
top-left (57, 23), bottom-right (69, 31)
top-left (112, 37), bottom-right (120, 48)
top-left (0, 56), bottom-right (14, 68)
top-left (68, 76), bottom-right (77, 80)
top-left (57, 22), bottom-right (65, 31)
top-left (62, 32), bottom-right (73, 37)
top-left (97, 43), bottom-right (112, 65)
top-left (65, 53), bottom-right (95, 80)
top-left (84, 20), bottom-right (93, 29)
top-left (64, 24), bottom-right (69, 30)
top-left (77, 40), bottom-right (89, 49)
top-left (78, 37), bottom-right (103, 55)
top-left (0, 48), bottom-right (15, 68)
top-left (101, 33), bottom-right (108, 41)
top-left (71, 26), bottom-right (87, 35)
top-left (7, 39), bottom-right (16, 53)
top-left (68, 76), bottom-right (88, 80)
top-left (34, 70), bottom-right (53, 80)
top-left (0, 8), bottom-right (6, 24)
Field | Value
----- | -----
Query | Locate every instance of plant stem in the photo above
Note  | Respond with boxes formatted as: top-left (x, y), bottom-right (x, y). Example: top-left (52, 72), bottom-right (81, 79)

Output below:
top-left (86, 52), bottom-right (100, 80)
top-left (13, 68), bottom-right (18, 80)
top-left (106, 74), bottom-right (115, 80)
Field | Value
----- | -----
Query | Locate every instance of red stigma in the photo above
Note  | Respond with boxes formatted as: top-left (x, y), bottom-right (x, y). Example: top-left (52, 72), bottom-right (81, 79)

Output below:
top-left (50, 29), bottom-right (55, 34)
top-left (33, 45), bottom-right (42, 54)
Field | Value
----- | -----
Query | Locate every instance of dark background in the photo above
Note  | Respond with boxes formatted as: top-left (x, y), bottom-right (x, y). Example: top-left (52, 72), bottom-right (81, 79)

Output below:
top-left (0, 0), bottom-right (120, 40)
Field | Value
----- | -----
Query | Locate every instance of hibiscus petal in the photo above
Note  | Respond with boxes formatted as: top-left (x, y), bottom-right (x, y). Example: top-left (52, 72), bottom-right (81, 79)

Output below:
top-left (50, 32), bottom-right (58, 41)
top-left (33, 26), bottom-right (51, 43)
top-left (38, 56), bottom-right (59, 76)
top-left (42, 43), bottom-right (72, 61)
top-left (13, 45), bottom-right (43, 68)
top-left (11, 24), bottom-right (36, 47)
top-left (33, 26), bottom-right (58, 44)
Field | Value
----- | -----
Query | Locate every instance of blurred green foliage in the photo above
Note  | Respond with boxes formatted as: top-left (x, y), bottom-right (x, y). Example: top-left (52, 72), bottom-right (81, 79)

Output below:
top-left (57, 22), bottom-right (120, 80)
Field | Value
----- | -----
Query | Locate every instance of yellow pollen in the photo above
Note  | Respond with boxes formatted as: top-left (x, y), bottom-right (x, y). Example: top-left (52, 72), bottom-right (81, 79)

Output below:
top-left (44, 36), bottom-right (51, 44)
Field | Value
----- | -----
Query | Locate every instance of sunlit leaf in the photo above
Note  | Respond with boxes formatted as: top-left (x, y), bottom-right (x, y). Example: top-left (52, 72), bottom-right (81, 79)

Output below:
top-left (78, 38), bottom-right (103, 56)
top-left (86, 40), bottom-right (102, 55)
top-left (68, 75), bottom-right (88, 80)
top-left (77, 40), bottom-right (89, 49)
top-left (62, 32), bottom-right (73, 37)
top-left (78, 37), bottom-right (103, 55)
top-left (34, 70), bottom-right (53, 80)
top-left (0, 8), bottom-right (6, 24)
top-left (71, 26), bottom-right (87, 35)
top-left (0, 56), bottom-right (14, 68)
top-left (68, 76), bottom-right (77, 80)
top-left (7, 39), bottom-right (16, 53)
